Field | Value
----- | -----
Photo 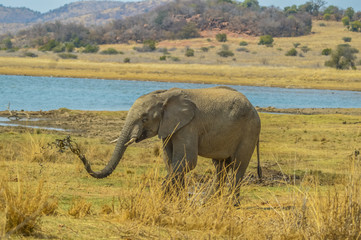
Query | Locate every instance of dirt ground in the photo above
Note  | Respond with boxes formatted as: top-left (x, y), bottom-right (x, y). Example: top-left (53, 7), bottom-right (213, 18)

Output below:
top-left (1, 108), bottom-right (361, 139)
top-left (1, 107), bottom-right (360, 150)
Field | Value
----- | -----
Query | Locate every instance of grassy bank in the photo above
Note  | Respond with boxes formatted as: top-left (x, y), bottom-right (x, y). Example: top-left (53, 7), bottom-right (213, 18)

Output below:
top-left (1, 111), bottom-right (361, 238)
top-left (1, 20), bottom-right (361, 91)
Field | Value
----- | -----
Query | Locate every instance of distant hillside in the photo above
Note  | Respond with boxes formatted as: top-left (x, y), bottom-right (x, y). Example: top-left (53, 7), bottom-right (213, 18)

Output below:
top-left (0, 0), bottom-right (171, 34)
top-left (0, 5), bottom-right (40, 23)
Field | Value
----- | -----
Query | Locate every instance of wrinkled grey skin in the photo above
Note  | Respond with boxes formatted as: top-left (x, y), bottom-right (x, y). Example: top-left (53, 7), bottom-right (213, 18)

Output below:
top-left (78, 86), bottom-right (261, 197)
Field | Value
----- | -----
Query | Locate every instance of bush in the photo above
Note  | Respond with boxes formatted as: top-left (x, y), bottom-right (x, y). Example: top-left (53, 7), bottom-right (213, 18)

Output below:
top-left (258, 35), bottom-right (274, 46)
top-left (293, 42), bottom-right (301, 48)
top-left (236, 47), bottom-right (249, 52)
top-left (350, 21), bottom-right (361, 32)
top-left (52, 44), bottom-right (65, 53)
top-left (39, 40), bottom-right (59, 51)
top-left (159, 55), bottom-right (166, 61)
top-left (100, 48), bottom-right (119, 55)
top-left (185, 48), bottom-right (194, 57)
top-left (24, 52), bottom-right (38, 58)
top-left (143, 40), bottom-right (156, 51)
top-left (321, 48), bottom-right (332, 56)
top-left (239, 41), bottom-right (248, 46)
top-left (123, 57), bottom-right (130, 63)
top-left (343, 37), bottom-right (352, 42)
top-left (342, 16), bottom-right (350, 26)
top-left (325, 44), bottom-right (359, 70)
top-left (171, 56), bottom-right (180, 62)
top-left (82, 44), bottom-right (99, 53)
top-left (65, 42), bottom-right (75, 52)
top-left (216, 33), bottom-right (227, 42)
top-left (285, 48), bottom-right (298, 56)
top-left (58, 53), bottom-right (78, 59)
top-left (301, 46), bottom-right (311, 53)
top-left (217, 45), bottom-right (234, 57)
top-left (200, 47), bottom-right (209, 52)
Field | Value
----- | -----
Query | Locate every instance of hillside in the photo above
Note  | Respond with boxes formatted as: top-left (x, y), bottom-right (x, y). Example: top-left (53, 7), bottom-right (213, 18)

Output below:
top-left (0, 0), bottom-right (171, 34)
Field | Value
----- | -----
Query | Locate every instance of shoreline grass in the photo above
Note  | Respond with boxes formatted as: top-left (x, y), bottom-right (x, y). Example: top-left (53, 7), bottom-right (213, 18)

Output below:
top-left (1, 56), bottom-right (361, 91)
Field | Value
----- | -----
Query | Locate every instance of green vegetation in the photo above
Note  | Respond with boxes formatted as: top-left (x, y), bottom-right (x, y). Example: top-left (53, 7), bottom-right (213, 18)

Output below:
top-left (185, 48), bottom-right (195, 57)
top-left (258, 35), bottom-right (274, 46)
top-left (325, 44), bottom-right (359, 70)
top-left (100, 48), bottom-right (119, 55)
top-left (239, 41), bottom-right (248, 46)
top-left (343, 37), bottom-right (352, 42)
top-left (322, 48), bottom-right (332, 56)
top-left (58, 53), bottom-right (78, 59)
top-left (216, 33), bottom-right (227, 42)
top-left (217, 44), bottom-right (234, 57)
top-left (285, 48), bottom-right (298, 56)
top-left (81, 44), bottom-right (99, 53)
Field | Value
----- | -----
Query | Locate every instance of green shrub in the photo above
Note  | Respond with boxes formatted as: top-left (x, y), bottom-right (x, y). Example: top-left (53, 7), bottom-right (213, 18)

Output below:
top-left (159, 55), bottom-right (166, 61)
top-left (319, 23), bottom-right (327, 27)
top-left (24, 52), bottom-right (38, 58)
top-left (58, 53), bottom-right (78, 59)
top-left (100, 48), bottom-right (119, 55)
top-left (350, 21), bottom-right (361, 32)
top-left (293, 42), bottom-right (301, 48)
top-left (65, 42), bottom-right (75, 52)
top-left (236, 47), bottom-right (249, 52)
top-left (143, 40), bottom-right (157, 51)
top-left (325, 44), bottom-right (359, 70)
top-left (323, 13), bottom-right (331, 20)
top-left (321, 48), bottom-right (332, 56)
top-left (39, 40), bottom-right (59, 51)
top-left (258, 35), bottom-right (274, 46)
top-left (343, 37), bottom-right (352, 42)
top-left (185, 48), bottom-right (194, 57)
top-left (200, 47), bottom-right (209, 52)
top-left (239, 41), bottom-right (248, 46)
top-left (171, 56), bottom-right (180, 62)
top-left (123, 57), bottom-right (131, 63)
top-left (285, 48), bottom-right (298, 56)
top-left (216, 33), bottom-right (227, 42)
top-left (52, 44), bottom-right (65, 53)
top-left (82, 44), bottom-right (99, 53)
top-left (301, 46), bottom-right (311, 53)
top-left (217, 45), bottom-right (234, 57)
top-left (342, 16), bottom-right (350, 26)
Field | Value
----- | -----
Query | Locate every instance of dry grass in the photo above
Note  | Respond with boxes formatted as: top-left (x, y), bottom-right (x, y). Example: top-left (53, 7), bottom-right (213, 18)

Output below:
top-left (0, 21), bottom-right (361, 91)
top-left (0, 111), bottom-right (360, 238)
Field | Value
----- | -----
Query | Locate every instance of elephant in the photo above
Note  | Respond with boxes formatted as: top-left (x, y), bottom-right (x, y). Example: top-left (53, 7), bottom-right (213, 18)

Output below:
top-left (77, 86), bottom-right (261, 198)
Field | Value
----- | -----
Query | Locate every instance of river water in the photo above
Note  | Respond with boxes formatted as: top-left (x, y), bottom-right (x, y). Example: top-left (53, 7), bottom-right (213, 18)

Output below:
top-left (1, 75), bottom-right (360, 111)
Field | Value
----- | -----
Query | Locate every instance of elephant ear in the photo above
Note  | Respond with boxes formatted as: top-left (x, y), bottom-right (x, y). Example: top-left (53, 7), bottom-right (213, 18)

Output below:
top-left (158, 93), bottom-right (196, 139)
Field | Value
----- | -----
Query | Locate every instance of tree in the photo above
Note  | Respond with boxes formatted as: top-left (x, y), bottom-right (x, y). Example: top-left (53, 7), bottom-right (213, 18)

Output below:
top-left (345, 7), bottom-right (355, 20)
top-left (177, 23), bottom-right (200, 39)
top-left (325, 44), bottom-right (359, 70)
top-left (2, 38), bottom-right (12, 49)
top-left (241, 0), bottom-right (260, 9)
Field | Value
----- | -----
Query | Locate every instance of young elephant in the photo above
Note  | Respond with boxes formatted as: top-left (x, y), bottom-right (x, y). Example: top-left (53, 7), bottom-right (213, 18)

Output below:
top-left (78, 86), bottom-right (261, 197)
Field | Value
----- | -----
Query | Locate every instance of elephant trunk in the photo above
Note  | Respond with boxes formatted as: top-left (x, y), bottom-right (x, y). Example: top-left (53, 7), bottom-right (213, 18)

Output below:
top-left (78, 122), bottom-right (134, 179)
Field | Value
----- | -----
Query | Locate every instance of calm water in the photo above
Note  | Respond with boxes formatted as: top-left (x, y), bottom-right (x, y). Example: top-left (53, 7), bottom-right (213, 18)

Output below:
top-left (1, 75), bottom-right (361, 111)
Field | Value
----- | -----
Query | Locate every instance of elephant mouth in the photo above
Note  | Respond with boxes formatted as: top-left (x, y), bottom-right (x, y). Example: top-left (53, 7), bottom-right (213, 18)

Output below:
top-left (136, 131), bottom-right (147, 143)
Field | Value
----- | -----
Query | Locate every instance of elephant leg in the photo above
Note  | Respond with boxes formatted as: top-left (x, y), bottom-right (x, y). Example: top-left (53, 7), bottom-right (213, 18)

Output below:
top-left (162, 138), bottom-right (173, 174)
top-left (211, 157), bottom-right (232, 194)
top-left (167, 131), bottom-right (198, 191)
top-left (231, 140), bottom-right (258, 204)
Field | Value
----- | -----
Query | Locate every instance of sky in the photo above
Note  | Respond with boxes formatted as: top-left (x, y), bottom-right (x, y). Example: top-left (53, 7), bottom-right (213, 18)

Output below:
top-left (0, 0), bottom-right (360, 13)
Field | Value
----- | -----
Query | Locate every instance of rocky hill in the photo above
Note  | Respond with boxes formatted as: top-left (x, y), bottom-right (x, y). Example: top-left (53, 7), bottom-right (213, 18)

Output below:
top-left (0, 0), bottom-right (171, 34)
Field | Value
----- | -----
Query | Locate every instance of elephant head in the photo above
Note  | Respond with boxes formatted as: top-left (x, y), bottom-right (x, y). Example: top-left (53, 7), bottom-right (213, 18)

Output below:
top-left (79, 89), bottom-right (196, 179)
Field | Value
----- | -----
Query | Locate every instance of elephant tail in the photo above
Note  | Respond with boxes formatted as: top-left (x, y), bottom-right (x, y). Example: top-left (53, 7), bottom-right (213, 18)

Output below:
top-left (257, 139), bottom-right (262, 179)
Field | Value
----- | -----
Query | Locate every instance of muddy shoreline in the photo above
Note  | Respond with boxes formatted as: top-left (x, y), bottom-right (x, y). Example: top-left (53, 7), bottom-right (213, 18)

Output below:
top-left (1, 108), bottom-right (361, 140)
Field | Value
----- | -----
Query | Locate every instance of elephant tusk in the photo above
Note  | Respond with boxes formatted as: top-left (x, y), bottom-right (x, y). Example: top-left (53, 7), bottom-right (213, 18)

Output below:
top-left (110, 138), bottom-right (119, 144)
top-left (124, 137), bottom-right (136, 147)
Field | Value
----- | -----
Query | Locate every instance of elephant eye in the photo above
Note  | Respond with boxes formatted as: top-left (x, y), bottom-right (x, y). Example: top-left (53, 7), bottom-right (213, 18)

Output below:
top-left (142, 117), bottom-right (148, 123)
